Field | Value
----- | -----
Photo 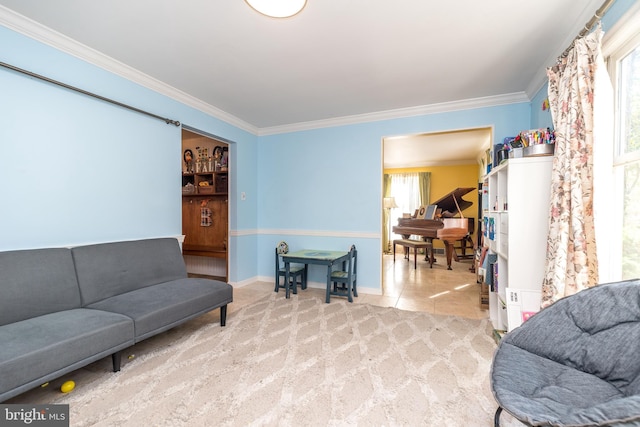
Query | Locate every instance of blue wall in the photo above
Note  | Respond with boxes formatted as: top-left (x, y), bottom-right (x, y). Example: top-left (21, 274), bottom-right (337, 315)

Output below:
top-left (0, 25), bottom-right (259, 285)
top-left (257, 104), bottom-right (530, 290)
top-left (2, 0), bottom-right (634, 291)
top-left (530, 82), bottom-right (554, 130)
top-left (0, 22), bottom-right (535, 292)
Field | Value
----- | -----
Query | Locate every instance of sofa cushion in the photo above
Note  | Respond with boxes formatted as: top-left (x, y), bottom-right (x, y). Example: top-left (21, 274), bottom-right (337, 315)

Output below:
top-left (72, 238), bottom-right (188, 306)
top-left (0, 308), bottom-right (134, 402)
top-left (0, 248), bottom-right (81, 326)
top-left (86, 278), bottom-right (232, 342)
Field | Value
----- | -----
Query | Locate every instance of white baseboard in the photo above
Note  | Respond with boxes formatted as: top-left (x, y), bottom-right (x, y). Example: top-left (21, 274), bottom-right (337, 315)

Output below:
top-left (246, 275), bottom-right (381, 295)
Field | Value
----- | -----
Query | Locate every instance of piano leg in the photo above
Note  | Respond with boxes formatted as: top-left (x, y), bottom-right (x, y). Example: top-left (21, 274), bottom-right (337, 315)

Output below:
top-left (444, 240), bottom-right (455, 270)
top-left (400, 234), bottom-right (413, 261)
top-left (425, 238), bottom-right (436, 264)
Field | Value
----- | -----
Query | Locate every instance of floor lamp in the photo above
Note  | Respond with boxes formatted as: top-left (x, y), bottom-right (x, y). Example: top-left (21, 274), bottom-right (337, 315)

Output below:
top-left (384, 197), bottom-right (398, 253)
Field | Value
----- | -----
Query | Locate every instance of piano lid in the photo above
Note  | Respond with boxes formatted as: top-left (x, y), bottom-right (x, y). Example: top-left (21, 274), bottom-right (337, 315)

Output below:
top-left (431, 187), bottom-right (475, 217)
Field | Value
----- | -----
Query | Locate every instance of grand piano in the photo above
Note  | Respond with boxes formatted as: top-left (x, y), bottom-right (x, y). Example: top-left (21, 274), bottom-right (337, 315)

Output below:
top-left (392, 187), bottom-right (476, 270)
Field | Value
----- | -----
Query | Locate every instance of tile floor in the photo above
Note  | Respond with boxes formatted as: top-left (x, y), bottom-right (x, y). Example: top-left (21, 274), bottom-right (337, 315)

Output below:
top-left (237, 251), bottom-right (488, 320)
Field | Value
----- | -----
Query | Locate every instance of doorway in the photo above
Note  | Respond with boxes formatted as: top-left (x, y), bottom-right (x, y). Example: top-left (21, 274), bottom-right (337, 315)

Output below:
top-left (382, 127), bottom-right (491, 249)
top-left (181, 128), bottom-right (230, 281)
top-left (381, 127), bottom-right (491, 314)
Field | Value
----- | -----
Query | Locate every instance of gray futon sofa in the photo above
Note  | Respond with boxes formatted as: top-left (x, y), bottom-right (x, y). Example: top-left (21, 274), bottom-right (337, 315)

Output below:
top-left (0, 237), bottom-right (232, 402)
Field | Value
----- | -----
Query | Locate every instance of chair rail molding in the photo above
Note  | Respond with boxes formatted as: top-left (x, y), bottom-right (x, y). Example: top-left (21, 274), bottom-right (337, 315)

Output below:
top-left (256, 229), bottom-right (379, 239)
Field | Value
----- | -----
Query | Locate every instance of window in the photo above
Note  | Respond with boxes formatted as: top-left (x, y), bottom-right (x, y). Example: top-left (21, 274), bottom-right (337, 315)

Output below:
top-left (388, 173), bottom-right (421, 239)
top-left (608, 17), bottom-right (640, 280)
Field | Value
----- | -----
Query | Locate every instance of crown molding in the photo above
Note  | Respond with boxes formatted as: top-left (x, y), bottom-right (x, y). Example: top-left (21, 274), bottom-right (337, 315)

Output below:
top-left (258, 92), bottom-right (530, 136)
top-left (0, 5), bottom-right (258, 135)
top-left (384, 159), bottom-right (480, 169)
top-left (1, 5), bottom-right (531, 138)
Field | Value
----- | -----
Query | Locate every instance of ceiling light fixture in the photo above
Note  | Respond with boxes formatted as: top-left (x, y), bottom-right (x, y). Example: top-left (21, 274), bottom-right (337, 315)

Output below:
top-left (244, 0), bottom-right (307, 18)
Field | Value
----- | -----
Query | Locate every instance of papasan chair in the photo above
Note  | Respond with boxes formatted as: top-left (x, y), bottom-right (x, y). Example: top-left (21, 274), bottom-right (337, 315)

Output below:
top-left (491, 278), bottom-right (640, 426)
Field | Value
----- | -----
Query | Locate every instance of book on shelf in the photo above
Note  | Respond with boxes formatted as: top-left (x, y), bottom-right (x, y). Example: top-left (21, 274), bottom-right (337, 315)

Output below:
top-left (493, 263), bottom-right (499, 293)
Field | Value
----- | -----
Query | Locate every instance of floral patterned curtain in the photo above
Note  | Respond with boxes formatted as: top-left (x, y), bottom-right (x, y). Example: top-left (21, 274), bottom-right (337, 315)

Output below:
top-left (541, 27), bottom-right (604, 307)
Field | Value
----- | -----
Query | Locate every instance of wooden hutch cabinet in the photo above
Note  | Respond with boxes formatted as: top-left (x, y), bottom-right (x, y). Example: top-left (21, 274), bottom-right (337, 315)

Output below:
top-left (181, 130), bottom-right (228, 278)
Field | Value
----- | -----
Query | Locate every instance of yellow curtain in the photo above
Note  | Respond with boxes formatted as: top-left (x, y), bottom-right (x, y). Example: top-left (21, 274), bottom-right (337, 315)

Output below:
top-left (382, 173), bottom-right (430, 253)
top-left (383, 174), bottom-right (392, 253)
top-left (418, 172), bottom-right (431, 207)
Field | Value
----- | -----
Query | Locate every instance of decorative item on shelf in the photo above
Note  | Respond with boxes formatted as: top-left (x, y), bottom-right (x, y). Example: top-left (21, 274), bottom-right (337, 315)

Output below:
top-left (220, 147), bottom-right (229, 172)
top-left (198, 181), bottom-right (214, 194)
top-left (182, 182), bottom-right (195, 195)
top-left (196, 146), bottom-right (209, 172)
top-left (213, 146), bottom-right (223, 171)
top-left (524, 144), bottom-right (555, 157)
top-left (501, 129), bottom-right (556, 159)
top-left (501, 136), bottom-right (523, 160)
top-left (183, 149), bottom-right (194, 173)
top-left (517, 128), bottom-right (556, 157)
top-left (493, 141), bottom-right (509, 166)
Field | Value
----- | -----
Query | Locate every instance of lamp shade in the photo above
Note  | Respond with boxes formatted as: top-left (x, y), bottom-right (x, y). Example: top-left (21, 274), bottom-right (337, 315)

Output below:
top-left (383, 197), bottom-right (398, 209)
top-left (245, 0), bottom-right (307, 18)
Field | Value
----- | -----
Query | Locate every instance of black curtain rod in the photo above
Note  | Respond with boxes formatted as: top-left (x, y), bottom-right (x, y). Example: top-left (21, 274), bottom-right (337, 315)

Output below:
top-left (560, 0), bottom-right (615, 59)
top-left (0, 61), bottom-right (181, 126)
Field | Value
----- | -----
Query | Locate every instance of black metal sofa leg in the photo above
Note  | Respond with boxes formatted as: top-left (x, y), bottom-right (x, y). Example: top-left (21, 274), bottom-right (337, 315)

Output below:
top-left (494, 407), bottom-right (503, 427)
top-left (220, 304), bottom-right (227, 327)
top-left (112, 351), bottom-right (122, 372)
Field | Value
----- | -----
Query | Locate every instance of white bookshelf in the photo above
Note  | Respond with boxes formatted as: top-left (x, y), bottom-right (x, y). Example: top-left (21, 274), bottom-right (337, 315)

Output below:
top-left (483, 156), bottom-right (553, 332)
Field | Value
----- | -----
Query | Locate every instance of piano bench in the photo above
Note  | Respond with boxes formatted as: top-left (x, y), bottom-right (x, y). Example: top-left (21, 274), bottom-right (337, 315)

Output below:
top-left (393, 239), bottom-right (433, 269)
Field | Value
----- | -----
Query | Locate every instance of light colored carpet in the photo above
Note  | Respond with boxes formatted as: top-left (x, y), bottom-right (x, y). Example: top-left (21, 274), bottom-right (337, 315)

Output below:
top-left (31, 294), bottom-right (510, 426)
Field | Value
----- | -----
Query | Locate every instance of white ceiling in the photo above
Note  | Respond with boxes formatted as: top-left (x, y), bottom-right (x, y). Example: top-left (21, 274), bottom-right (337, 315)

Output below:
top-left (384, 127), bottom-right (492, 168)
top-left (0, 0), bottom-right (602, 166)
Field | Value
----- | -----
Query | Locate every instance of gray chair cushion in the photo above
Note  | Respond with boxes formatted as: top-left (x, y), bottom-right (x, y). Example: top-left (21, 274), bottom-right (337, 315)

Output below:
top-left (86, 278), bottom-right (233, 342)
top-left (73, 238), bottom-right (188, 306)
top-left (0, 248), bottom-right (81, 326)
top-left (491, 279), bottom-right (640, 426)
top-left (0, 308), bottom-right (134, 402)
